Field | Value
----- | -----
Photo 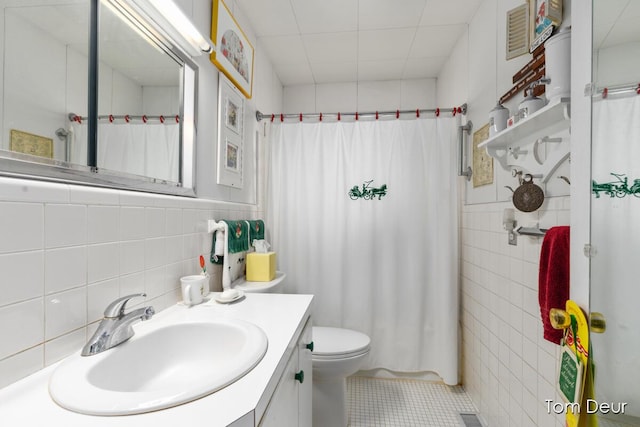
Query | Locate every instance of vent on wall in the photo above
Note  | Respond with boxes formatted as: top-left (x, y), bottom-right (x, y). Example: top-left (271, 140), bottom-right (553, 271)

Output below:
top-left (506, 3), bottom-right (529, 60)
top-left (459, 412), bottom-right (484, 427)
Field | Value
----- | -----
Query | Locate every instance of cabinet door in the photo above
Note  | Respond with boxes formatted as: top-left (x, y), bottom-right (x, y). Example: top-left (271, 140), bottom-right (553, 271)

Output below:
top-left (298, 319), bottom-right (313, 427)
top-left (259, 349), bottom-right (299, 427)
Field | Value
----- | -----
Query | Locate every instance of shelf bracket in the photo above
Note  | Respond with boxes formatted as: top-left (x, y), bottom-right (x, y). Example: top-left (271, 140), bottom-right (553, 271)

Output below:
top-left (478, 98), bottom-right (571, 181)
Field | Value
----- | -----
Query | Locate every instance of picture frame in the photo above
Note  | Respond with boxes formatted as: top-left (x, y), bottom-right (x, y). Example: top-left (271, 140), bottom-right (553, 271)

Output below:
top-left (529, 0), bottom-right (562, 52)
top-left (10, 129), bottom-right (53, 159)
top-left (225, 94), bottom-right (241, 135)
top-left (225, 139), bottom-right (239, 171)
top-left (217, 75), bottom-right (244, 188)
top-left (210, 0), bottom-right (254, 99)
top-left (472, 123), bottom-right (493, 188)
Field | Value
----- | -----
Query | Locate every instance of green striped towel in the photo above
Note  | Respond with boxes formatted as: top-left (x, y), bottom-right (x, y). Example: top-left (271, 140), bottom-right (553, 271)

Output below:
top-left (247, 220), bottom-right (265, 243)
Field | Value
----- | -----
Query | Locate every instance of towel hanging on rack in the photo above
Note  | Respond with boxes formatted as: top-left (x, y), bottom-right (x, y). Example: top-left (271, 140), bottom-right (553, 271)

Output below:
top-left (210, 220), bottom-right (251, 264)
top-left (247, 220), bottom-right (265, 243)
top-left (538, 226), bottom-right (570, 344)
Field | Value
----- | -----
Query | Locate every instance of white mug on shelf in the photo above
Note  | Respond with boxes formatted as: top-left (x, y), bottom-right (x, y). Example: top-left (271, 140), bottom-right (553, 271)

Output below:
top-left (180, 275), bottom-right (206, 306)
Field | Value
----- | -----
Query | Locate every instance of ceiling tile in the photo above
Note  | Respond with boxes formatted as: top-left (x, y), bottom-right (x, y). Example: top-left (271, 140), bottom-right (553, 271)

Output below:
top-left (290, 0), bottom-right (358, 33)
top-left (234, 0), bottom-right (484, 85)
top-left (601, 20), bottom-right (640, 48)
top-left (234, 0), bottom-right (299, 36)
top-left (311, 61), bottom-right (358, 83)
top-left (593, 0), bottom-right (629, 48)
top-left (420, 0), bottom-right (482, 26)
top-left (358, 0), bottom-right (427, 30)
top-left (303, 32), bottom-right (358, 63)
top-left (600, 0), bottom-right (640, 48)
top-left (358, 28), bottom-right (416, 61)
top-left (260, 35), bottom-right (309, 65)
top-left (403, 57), bottom-right (447, 79)
top-left (409, 24), bottom-right (466, 58)
top-left (357, 60), bottom-right (406, 82)
top-left (275, 63), bottom-right (315, 86)
top-left (622, 0), bottom-right (640, 16)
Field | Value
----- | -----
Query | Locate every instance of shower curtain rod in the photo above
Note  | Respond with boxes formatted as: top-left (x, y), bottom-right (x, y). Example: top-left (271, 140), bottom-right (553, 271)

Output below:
top-left (68, 112), bottom-right (180, 124)
top-left (595, 82), bottom-right (640, 99)
top-left (255, 103), bottom-right (467, 122)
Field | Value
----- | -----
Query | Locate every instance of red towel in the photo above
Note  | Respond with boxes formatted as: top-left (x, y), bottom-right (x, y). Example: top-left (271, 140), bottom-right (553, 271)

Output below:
top-left (538, 226), bottom-right (570, 344)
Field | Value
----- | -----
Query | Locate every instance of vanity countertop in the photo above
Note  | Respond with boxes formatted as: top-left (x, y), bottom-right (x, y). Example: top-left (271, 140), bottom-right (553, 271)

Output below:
top-left (0, 293), bottom-right (313, 427)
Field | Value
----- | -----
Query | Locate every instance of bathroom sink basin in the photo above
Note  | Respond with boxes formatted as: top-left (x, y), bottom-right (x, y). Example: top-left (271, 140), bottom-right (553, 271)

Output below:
top-left (49, 319), bottom-right (268, 415)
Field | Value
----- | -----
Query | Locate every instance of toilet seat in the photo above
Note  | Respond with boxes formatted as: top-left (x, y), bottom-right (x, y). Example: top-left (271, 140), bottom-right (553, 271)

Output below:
top-left (312, 327), bottom-right (370, 360)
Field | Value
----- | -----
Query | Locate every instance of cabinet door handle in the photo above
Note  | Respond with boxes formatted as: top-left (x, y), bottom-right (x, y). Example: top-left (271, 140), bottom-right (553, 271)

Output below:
top-left (295, 370), bottom-right (304, 384)
top-left (305, 341), bottom-right (314, 352)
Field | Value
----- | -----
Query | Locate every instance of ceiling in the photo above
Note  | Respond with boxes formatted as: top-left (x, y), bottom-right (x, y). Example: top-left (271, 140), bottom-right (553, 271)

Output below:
top-left (593, 0), bottom-right (640, 49)
top-left (234, 0), bottom-right (482, 86)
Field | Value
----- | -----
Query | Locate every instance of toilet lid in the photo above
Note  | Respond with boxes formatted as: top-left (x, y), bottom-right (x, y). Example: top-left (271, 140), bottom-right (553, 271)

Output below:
top-left (312, 327), bottom-right (371, 357)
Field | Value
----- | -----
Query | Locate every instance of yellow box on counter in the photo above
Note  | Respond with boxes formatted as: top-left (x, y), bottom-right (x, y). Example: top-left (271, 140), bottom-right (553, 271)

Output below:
top-left (246, 252), bottom-right (276, 282)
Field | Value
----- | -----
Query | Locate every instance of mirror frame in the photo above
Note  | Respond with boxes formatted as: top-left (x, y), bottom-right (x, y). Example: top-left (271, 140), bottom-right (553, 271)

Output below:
top-left (0, 0), bottom-right (198, 197)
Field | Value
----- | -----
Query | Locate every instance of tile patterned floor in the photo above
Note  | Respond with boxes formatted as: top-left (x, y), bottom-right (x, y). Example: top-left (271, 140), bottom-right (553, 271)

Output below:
top-left (347, 376), bottom-right (479, 427)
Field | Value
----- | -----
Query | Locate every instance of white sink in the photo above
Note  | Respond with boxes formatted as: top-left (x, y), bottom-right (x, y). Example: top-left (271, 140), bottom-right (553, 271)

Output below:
top-left (49, 319), bottom-right (268, 415)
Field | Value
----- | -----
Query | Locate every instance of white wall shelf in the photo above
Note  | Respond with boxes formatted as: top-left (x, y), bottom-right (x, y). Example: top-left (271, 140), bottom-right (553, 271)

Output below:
top-left (478, 97), bottom-right (571, 183)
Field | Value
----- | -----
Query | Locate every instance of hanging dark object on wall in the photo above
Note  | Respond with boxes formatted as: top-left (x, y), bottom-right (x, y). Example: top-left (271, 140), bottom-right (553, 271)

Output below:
top-left (348, 180), bottom-right (388, 200)
top-left (506, 174), bottom-right (545, 212)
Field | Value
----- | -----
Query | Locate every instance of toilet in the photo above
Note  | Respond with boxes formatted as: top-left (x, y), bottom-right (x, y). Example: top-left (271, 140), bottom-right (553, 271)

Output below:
top-left (312, 326), bottom-right (370, 427)
top-left (234, 272), bottom-right (371, 427)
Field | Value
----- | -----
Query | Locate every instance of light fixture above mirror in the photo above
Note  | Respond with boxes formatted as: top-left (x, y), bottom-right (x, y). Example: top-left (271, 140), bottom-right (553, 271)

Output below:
top-left (113, 0), bottom-right (215, 57)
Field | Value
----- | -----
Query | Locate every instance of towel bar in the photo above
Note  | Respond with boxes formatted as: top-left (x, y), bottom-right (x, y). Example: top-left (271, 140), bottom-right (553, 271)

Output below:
top-left (207, 219), bottom-right (225, 233)
top-left (516, 224), bottom-right (547, 236)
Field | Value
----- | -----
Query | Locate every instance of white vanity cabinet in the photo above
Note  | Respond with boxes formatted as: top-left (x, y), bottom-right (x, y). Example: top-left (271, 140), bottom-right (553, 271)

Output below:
top-left (0, 294), bottom-right (315, 427)
top-left (259, 319), bottom-right (313, 427)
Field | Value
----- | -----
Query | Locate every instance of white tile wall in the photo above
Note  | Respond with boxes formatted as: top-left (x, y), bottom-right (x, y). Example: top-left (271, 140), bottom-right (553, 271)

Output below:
top-left (45, 246), bottom-right (87, 294)
top-left (0, 251), bottom-right (43, 306)
top-left (460, 197), bottom-right (571, 427)
top-left (0, 203), bottom-right (43, 253)
top-left (0, 177), bottom-right (259, 389)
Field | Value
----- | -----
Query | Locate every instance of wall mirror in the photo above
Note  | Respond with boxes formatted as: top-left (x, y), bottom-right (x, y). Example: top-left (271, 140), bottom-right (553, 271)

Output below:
top-left (590, 1), bottom-right (640, 425)
top-left (0, 0), bottom-right (201, 196)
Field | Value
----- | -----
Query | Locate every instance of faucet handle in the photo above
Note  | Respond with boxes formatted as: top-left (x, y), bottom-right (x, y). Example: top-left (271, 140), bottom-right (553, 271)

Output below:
top-left (104, 293), bottom-right (146, 318)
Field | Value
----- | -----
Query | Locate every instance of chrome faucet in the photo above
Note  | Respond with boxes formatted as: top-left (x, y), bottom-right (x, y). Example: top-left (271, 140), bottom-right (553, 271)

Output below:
top-left (81, 293), bottom-right (155, 356)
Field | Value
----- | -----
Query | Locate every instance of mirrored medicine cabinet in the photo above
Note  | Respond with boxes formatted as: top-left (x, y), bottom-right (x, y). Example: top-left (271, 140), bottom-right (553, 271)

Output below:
top-left (0, 0), bottom-right (200, 196)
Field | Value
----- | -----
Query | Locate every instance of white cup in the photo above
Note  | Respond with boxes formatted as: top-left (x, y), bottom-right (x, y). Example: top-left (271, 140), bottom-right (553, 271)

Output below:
top-left (180, 275), bottom-right (206, 306)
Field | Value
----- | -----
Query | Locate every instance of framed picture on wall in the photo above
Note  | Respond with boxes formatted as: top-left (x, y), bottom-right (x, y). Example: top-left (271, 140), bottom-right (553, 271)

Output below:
top-left (472, 123), bottom-right (493, 187)
top-left (225, 139), bottom-right (239, 171)
top-left (10, 129), bottom-right (53, 159)
top-left (529, 0), bottom-right (562, 52)
top-left (217, 75), bottom-right (244, 188)
top-left (210, 0), bottom-right (254, 99)
top-left (225, 95), bottom-right (241, 135)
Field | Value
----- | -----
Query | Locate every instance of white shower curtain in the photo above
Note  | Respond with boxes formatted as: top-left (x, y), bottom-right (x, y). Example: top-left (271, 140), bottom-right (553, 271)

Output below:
top-left (70, 121), bottom-right (179, 182)
top-left (591, 94), bottom-right (640, 416)
top-left (266, 116), bottom-right (460, 385)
